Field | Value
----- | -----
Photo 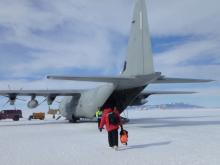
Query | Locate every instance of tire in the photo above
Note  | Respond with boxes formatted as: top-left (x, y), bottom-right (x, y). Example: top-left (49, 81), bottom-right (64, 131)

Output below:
top-left (28, 115), bottom-right (33, 120)
top-left (13, 116), bottom-right (19, 121)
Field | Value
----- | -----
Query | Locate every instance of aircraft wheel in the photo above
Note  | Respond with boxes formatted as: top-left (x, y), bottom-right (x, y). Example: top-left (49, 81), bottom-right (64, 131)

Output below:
top-left (69, 115), bottom-right (79, 123)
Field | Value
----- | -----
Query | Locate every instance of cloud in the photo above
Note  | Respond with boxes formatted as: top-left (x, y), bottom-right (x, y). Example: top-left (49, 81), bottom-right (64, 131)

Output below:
top-left (1, 0), bottom-right (219, 78)
top-left (154, 38), bottom-right (220, 80)
top-left (0, 0), bottom-right (219, 107)
top-left (148, 0), bottom-right (220, 36)
top-left (146, 0), bottom-right (220, 82)
top-left (0, 0), bottom-right (133, 78)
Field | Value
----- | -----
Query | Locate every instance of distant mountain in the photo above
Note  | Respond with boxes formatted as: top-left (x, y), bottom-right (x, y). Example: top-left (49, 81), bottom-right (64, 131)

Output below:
top-left (128, 103), bottom-right (204, 110)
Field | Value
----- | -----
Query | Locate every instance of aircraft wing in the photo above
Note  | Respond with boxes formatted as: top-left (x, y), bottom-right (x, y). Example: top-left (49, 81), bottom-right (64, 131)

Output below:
top-left (152, 76), bottom-right (213, 83)
top-left (0, 89), bottom-right (84, 108)
top-left (0, 89), bottom-right (84, 97)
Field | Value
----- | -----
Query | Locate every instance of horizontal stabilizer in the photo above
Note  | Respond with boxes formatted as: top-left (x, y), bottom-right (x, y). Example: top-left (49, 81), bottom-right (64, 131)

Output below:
top-left (130, 90), bottom-right (196, 106)
top-left (152, 77), bottom-right (214, 84)
top-left (47, 75), bottom-right (134, 83)
top-left (140, 91), bottom-right (196, 98)
top-left (47, 73), bottom-right (162, 90)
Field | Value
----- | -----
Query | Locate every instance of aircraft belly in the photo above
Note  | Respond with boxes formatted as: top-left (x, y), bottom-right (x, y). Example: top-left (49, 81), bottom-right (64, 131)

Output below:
top-left (75, 84), bottom-right (115, 118)
top-left (59, 96), bottom-right (79, 120)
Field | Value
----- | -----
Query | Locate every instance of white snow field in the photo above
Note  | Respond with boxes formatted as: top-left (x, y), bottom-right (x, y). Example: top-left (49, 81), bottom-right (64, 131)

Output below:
top-left (1, 108), bottom-right (220, 165)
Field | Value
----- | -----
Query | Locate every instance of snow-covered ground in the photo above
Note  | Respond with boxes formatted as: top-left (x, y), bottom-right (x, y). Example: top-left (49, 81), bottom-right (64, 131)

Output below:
top-left (1, 108), bottom-right (220, 165)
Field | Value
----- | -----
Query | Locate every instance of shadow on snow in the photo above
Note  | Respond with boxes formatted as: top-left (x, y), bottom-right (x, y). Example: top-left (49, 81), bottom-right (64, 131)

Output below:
top-left (128, 115), bottom-right (220, 129)
top-left (118, 141), bottom-right (171, 151)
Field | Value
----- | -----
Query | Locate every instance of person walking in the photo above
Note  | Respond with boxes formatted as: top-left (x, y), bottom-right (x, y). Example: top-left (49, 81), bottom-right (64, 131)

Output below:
top-left (99, 107), bottom-right (123, 150)
top-left (95, 108), bottom-right (102, 129)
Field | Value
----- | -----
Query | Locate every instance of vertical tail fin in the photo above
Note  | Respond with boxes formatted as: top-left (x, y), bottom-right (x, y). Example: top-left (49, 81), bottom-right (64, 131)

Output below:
top-left (122, 0), bottom-right (154, 76)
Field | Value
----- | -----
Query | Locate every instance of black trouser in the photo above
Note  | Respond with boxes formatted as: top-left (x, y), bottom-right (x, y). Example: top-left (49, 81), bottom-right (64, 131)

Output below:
top-left (108, 129), bottom-right (118, 147)
top-left (98, 118), bottom-right (101, 129)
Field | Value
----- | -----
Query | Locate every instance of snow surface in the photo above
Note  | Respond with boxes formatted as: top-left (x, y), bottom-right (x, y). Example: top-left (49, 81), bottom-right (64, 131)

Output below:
top-left (1, 108), bottom-right (220, 165)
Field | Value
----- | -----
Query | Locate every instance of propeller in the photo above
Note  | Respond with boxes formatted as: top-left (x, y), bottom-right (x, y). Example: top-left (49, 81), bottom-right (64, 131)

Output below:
top-left (2, 98), bottom-right (19, 110)
top-left (0, 96), bottom-right (5, 101)
top-left (56, 116), bottom-right (62, 120)
top-left (39, 97), bottom-right (47, 106)
top-left (38, 98), bottom-right (53, 109)
top-left (55, 100), bottom-right (61, 104)
top-left (1, 85), bottom-right (26, 108)
top-left (2, 100), bottom-right (10, 108)
top-left (17, 98), bottom-right (26, 101)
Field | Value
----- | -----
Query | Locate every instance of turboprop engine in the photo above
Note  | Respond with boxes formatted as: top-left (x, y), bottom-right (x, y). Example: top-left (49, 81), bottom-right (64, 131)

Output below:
top-left (27, 99), bottom-right (39, 109)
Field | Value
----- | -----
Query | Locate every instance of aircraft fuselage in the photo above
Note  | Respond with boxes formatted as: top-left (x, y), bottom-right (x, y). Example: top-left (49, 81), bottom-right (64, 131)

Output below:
top-left (59, 83), bottom-right (146, 121)
top-left (59, 84), bottom-right (114, 120)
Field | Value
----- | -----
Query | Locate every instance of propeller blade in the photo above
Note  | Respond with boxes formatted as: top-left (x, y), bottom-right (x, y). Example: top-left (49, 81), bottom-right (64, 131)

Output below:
top-left (0, 96), bottom-right (5, 101)
top-left (56, 116), bottom-right (62, 120)
top-left (55, 100), bottom-right (61, 104)
top-left (16, 98), bottom-right (26, 102)
top-left (2, 100), bottom-right (10, 108)
top-left (39, 98), bottom-right (47, 106)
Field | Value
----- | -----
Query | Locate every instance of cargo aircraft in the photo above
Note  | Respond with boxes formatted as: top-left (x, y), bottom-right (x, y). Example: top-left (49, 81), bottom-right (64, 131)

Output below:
top-left (0, 0), bottom-right (212, 122)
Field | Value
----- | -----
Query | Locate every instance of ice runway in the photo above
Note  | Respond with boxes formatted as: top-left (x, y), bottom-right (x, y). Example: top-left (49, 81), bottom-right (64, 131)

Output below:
top-left (0, 108), bottom-right (220, 165)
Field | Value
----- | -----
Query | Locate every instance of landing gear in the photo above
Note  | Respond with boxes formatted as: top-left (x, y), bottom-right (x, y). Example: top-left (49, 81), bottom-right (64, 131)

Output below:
top-left (69, 115), bottom-right (79, 123)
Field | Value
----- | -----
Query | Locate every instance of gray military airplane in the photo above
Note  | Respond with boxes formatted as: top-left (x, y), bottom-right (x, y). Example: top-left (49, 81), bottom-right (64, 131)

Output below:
top-left (0, 0), bottom-right (212, 122)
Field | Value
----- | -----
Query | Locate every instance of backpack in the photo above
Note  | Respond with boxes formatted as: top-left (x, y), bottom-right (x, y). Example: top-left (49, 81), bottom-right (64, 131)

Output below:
top-left (108, 112), bottom-right (119, 125)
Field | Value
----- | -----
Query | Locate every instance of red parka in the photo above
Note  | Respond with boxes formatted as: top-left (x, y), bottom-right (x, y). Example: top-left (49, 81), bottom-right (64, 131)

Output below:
top-left (99, 108), bottom-right (122, 132)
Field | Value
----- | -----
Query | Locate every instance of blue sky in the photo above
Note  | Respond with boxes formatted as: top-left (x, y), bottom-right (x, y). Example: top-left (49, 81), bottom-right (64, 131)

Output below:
top-left (0, 0), bottom-right (219, 109)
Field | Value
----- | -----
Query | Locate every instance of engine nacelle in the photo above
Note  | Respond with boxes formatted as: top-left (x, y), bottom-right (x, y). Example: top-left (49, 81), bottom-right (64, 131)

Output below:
top-left (9, 99), bottom-right (16, 105)
top-left (47, 95), bottom-right (56, 105)
top-left (27, 100), bottom-right (39, 109)
top-left (8, 95), bottom-right (16, 105)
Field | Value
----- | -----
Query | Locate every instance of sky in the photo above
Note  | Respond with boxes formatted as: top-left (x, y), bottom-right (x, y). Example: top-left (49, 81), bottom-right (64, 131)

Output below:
top-left (0, 0), bottom-right (219, 110)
